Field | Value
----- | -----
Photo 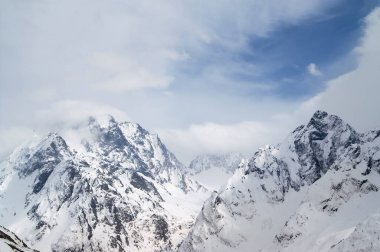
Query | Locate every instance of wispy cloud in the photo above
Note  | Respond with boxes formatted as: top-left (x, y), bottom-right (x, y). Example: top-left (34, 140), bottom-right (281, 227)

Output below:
top-left (0, 127), bottom-right (36, 158)
top-left (35, 100), bottom-right (130, 129)
top-left (157, 120), bottom-right (288, 163)
top-left (91, 52), bottom-right (174, 92)
top-left (0, 0), bottom-right (340, 95)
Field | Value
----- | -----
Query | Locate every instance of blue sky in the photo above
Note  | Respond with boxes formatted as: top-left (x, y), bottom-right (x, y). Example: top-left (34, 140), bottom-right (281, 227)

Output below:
top-left (171, 0), bottom-right (378, 99)
top-left (1, 0), bottom-right (380, 162)
top-left (241, 0), bottom-right (378, 98)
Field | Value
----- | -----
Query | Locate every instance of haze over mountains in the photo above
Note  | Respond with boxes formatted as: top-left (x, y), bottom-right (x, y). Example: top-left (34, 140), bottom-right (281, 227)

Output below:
top-left (0, 111), bottom-right (379, 251)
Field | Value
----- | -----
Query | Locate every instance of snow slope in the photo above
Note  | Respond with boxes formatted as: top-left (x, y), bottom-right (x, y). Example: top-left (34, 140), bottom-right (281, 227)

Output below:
top-left (180, 111), bottom-right (380, 252)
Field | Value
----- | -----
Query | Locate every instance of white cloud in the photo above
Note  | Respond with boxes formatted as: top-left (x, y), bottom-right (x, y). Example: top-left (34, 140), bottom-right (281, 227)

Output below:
top-left (157, 119), bottom-right (292, 163)
top-left (0, 0), bottom-right (339, 95)
top-left (29, 88), bottom-right (57, 102)
top-left (92, 52), bottom-right (174, 92)
top-left (307, 63), bottom-right (322, 76)
top-left (35, 100), bottom-right (130, 129)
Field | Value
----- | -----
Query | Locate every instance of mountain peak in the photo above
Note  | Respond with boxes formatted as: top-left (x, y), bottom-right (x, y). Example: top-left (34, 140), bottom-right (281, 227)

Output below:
top-left (87, 115), bottom-right (148, 137)
top-left (311, 110), bottom-right (329, 120)
top-left (308, 110), bottom-right (339, 127)
top-left (45, 132), bottom-right (68, 147)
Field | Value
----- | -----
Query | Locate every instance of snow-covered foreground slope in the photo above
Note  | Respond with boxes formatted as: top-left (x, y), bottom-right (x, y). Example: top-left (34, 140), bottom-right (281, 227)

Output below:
top-left (180, 111), bottom-right (380, 252)
top-left (0, 225), bottom-right (39, 252)
top-left (0, 116), bottom-right (209, 252)
top-left (187, 153), bottom-right (245, 191)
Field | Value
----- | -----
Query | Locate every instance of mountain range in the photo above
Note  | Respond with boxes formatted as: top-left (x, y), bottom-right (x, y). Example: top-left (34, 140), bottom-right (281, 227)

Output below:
top-left (0, 111), bottom-right (379, 251)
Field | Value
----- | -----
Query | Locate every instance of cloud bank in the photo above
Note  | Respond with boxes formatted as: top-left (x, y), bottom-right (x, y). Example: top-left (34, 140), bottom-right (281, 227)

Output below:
top-left (1, 1), bottom-right (378, 163)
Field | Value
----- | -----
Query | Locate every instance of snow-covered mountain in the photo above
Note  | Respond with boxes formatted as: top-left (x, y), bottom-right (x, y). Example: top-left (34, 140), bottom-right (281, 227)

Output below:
top-left (2, 111), bottom-right (380, 252)
top-left (0, 116), bottom-right (208, 252)
top-left (187, 153), bottom-right (245, 191)
top-left (0, 225), bottom-right (39, 252)
top-left (179, 111), bottom-right (380, 252)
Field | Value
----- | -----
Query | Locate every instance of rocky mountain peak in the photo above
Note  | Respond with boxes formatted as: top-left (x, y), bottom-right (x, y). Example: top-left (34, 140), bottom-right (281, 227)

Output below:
top-left (286, 111), bottom-right (361, 184)
top-left (40, 132), bottom-right (69, 152)
top-left (311, 109), bottom-right (329, 120)
top-left (307, 110), bottom-right (349, 132)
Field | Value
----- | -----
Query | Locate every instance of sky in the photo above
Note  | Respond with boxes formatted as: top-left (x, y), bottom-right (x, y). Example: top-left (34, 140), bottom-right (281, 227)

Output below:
top-left (1, 0), bottom-right (380, 163)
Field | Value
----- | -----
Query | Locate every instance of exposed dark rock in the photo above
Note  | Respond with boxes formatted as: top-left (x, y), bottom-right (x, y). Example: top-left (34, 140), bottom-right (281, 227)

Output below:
top-left (130, 172), bottom-right (162, 200)
top-left (152, 214), bottom-right (169, 242)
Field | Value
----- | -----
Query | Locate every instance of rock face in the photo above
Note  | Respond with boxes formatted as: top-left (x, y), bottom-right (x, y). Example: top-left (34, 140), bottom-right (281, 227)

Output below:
top-left (0, 225), bottom-right (39, 252)
top-left (187, 153), bottom-right (245, 191)
top-left (180, 111), bottom-right (380, 252)
top-left (0, 116), bottom-right (207, 252)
